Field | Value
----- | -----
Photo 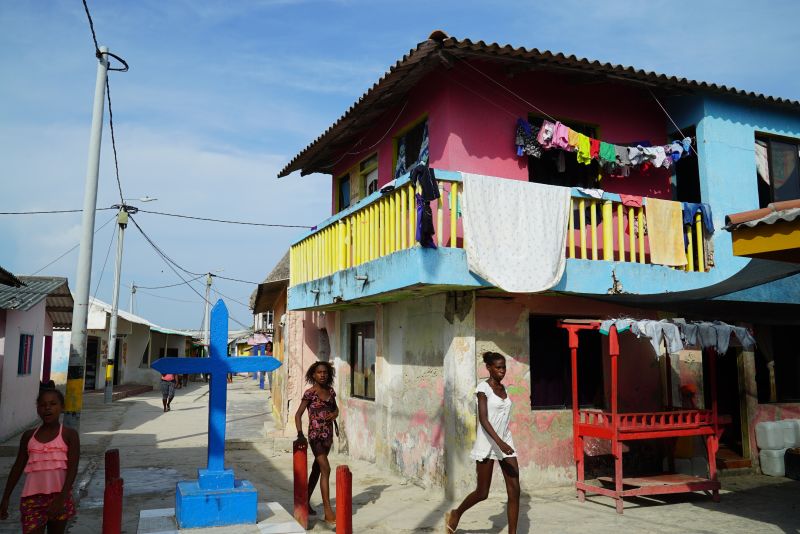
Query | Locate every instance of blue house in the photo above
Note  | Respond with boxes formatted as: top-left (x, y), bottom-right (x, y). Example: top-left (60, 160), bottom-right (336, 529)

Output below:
top-left (275, 32), bottom-right (800, 494)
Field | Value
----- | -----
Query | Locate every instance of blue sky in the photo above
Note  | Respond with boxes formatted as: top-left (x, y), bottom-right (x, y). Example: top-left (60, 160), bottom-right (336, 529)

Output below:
top-left (2, 0), bottom-right (799, 329)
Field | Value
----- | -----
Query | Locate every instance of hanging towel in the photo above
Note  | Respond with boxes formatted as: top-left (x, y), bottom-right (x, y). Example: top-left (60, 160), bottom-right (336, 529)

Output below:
top-left (619, 194), bottom-right (643, 207)
top-left (462, 173), bottom-right (571, 293)
top-left (590, 138), bottom-right (601, 160)
top-left (567, 128), bottom-right (580, 151)
top-left (576, 187), bottom-right (604, 199)
top-left (645, 198), bottom-right (688, 266)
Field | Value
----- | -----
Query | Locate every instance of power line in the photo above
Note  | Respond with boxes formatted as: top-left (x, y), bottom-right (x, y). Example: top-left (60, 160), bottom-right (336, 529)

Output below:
top-left (134, 287), bottom-right (202, 304)
top-left (91, 219), bottom-right (116, 299)
top-left (212, 274), bottom-right (261, 285)
top-left (137, 209), bottom-right (313, 229)
top-left (29, 213), bottom-right (117, 275)
top-left (133, 275), bottom-right (205, 290)
top-left (0, 208), bottom-right (115, 215)
top-left (211, 287), bottom-right (252, 310)
top-left (81, 0), bottom-right (100, 56)
top-left (105, 77), bottom-right (125, 203)
top-left (128, 215), bottom-right (251, 329)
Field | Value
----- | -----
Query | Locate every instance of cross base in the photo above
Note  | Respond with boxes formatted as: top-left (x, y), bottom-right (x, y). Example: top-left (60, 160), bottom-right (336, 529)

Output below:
top-left (176, 476), bottom-right (257, 528)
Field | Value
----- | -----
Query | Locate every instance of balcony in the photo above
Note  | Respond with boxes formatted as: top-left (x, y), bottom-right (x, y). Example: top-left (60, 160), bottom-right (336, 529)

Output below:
top-left (288, 170), bottom-right (714, 310)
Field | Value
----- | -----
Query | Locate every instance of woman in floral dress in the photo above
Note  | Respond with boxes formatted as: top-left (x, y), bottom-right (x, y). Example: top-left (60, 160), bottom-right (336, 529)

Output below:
top-left (295, 361), bottom-right (338, 524)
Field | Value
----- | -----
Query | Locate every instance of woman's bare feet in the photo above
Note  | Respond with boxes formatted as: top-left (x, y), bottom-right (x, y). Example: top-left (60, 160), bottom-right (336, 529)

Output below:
top-left (323, 507), bottom-right (336, 525)
top-left (445, 509), bottom-right (459, 532)
top-left (307, 503), bottom-right (317, 515)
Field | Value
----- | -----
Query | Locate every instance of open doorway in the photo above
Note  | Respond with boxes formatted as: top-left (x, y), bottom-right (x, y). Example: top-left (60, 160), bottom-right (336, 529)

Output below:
top-left (704, 348), bottom-right (750, 468)
top-left (85, 336), bottom-right (99, 390)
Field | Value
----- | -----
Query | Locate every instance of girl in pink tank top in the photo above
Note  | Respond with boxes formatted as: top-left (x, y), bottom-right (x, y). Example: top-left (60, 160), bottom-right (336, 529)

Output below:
top-left (1, 388), bottom-right (80, 533)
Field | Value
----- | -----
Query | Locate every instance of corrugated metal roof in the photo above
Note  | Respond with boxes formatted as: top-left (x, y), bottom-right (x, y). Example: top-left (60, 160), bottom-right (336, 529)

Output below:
top-left (250, 251), bottom-right (290, 310)
top-left (279, 32), bottom-right (800, 178)
top-left (729, 207), bottom-right (800, 229)
top-left (0, 265), bottom-right (23, 287)
top-left (725, 199), bottom-right (800, 229)
top-left (0, 276), bottom-right (73, 329)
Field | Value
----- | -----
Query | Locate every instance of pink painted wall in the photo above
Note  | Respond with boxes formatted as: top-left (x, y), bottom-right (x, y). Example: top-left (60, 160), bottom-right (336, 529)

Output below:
top-left (475, 294), bottom-right (661, 486)
top-left (749, 403), bottom-right (800, 459)
top-left (328, 60), bottom-right (675, 215)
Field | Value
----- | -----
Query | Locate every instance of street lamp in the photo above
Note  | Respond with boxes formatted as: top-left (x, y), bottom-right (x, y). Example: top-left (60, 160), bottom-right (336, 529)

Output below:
top-left (104, 197), bottom-right (156, 403)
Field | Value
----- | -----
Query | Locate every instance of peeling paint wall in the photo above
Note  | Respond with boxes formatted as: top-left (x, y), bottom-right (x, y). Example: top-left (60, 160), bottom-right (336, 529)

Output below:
top-left (475, 293), bottom-right (661, 488)
top-left (333, 294), bottom-right (475, 493)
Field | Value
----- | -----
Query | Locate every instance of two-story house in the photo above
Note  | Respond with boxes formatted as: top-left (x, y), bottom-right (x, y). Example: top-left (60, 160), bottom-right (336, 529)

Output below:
top-left (275, 32), bottom-right (800, 495)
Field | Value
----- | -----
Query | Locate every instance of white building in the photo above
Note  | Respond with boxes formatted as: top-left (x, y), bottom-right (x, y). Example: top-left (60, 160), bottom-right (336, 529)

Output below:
top-left (0, 272), bottom-right (72, 441)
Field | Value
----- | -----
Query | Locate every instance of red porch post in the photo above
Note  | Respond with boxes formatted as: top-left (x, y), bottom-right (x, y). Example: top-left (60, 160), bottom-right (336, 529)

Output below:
top-left (609, 326), bottom-right (624, 514)
top-left (566, 327), bottom-right (584, 501)
top-left (707, 348), bottom-right (720, 502)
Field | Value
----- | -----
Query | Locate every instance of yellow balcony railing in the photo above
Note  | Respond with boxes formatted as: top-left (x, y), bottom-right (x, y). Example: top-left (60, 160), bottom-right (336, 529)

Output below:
top-left (290, 174), bottom-right (463, 286)
top-left (566, 195), bottom-right (710, 272)
top-left (290, 178), bottom-right (711, 288)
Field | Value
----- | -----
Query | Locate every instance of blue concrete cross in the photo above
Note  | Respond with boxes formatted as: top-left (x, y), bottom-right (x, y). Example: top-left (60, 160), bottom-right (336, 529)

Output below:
top-left (151, 299), bottom-right (281, 527)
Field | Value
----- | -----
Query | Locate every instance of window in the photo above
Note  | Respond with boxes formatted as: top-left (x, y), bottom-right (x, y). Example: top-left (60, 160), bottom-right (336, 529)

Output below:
top-left (672, 126), bottom-right (701, 203)
top-left (528, 118), bottom-right (600, 188)
top-left (360, 154), bottom-right (379, 195)
top-left (350, 322), bottom-right (376, 400)
top-left (755, 325), bottom-right (800, 403)
top-left (18, 334), bottom-right (33, 375)
top-left (755, 134), bottom-right (800, 208)
top-left (394, 119), bottom-right (428, 178)
top-left (337, 174), bottom-right (351, 212)
top-left (529, 317), bottom-right (604, 409)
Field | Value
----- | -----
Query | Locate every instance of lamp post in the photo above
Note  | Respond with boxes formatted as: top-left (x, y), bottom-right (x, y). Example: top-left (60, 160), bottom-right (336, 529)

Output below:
top-left (104, 197), bottom-right (156, 403)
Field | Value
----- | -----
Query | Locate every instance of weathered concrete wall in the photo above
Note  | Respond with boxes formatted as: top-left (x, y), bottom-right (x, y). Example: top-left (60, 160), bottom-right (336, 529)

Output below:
top-left (474, 294), bottom-right (660, 488)
top-left (333, 294), bottom-right (475, 493)
top-left (124, 324), bottom-right (161, 387)
top-left (0, 302), bottom-right (50, 441)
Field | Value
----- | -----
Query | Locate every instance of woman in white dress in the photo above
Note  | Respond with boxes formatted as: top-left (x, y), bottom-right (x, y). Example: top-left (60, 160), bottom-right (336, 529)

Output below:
top-left (446, 352), bottom-right (520, 533)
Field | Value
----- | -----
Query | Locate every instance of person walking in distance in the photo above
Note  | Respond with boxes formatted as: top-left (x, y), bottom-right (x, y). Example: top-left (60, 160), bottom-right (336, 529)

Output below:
top-left (1, 388), bottom-right (80, 533)
top-left (446, 352), bottom-right (520, 533)
top-left (160, 373), bottom-right (178, 412)
top-left (295, 361), bottom-right (338, 525)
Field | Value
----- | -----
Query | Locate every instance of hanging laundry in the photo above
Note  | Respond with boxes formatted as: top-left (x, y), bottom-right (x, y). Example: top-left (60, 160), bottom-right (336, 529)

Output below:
top-left (415, 194), bottom-right (436, 248)
top-left (576, 133), bottom-right (592, 165)
top-left (669, 140), bottom-right (685, 162)
top-left (615, 145), bottom-right (632, 166)
top-left (410, 164), bottom-right (441, 202)
top-left (599, 318), bottom-right (634, 335)
top-left (515, 119), bottom-right (542, 158)
top-left (681, 203), bottom-right (714, 234)
top-left (646, 197), bottom-right (688, 266)
top-left (551, 122), bottom-right (572, 151)
top-left (576, 187), bottom-right (604, 199)
top-left (537, 120), bottom-right (556, 148)
top-left (599, 142), bottom-right (616, 163)
top-left (568, 128), bottom-right (580, 151)
top-left (461, 173), bottom-right (571, 293)
top-left (590, 138), bottom-right (601, 160)
top-left (619, 194), bottom-right (643, 207)
top-left (628, 146), bottom-right (646, 166)
top-left (630, 320), bottom-right (684, 357)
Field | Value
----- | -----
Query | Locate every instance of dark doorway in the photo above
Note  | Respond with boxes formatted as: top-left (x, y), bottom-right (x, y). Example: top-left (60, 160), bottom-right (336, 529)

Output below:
top-left (704, 348), bottom-right (744, 456)
top-left (113, 341), bottom-right (122, 386)
top-left (85, 336), bottom-right (99, 390)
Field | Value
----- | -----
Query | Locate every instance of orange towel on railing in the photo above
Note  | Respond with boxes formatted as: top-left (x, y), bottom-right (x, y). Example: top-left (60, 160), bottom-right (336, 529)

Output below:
top-left (645, 198), bottom-right (688, 267)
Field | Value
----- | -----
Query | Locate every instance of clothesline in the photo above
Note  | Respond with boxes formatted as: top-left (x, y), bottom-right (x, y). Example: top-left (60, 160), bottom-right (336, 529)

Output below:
top-left (599, 318), bottom-right (755, 358)
top-left (515, 117), bottom-right (694, 176)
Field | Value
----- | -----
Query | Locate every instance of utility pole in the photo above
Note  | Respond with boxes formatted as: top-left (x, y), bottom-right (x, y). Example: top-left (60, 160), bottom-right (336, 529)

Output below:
top-left (64, 46), bottom-right (109, 430)
top-left (203, 273), bottom-right (212, 357)
top-left (104, 206), bottom-right (134, 403)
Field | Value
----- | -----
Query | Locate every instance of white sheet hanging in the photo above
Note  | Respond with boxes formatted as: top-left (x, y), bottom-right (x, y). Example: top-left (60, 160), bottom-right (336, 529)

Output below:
top-left (462, 173), bottom-right (571, 293)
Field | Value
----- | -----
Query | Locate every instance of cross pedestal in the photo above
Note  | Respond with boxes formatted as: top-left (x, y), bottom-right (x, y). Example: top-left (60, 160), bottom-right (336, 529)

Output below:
top-left (151, 300), bottom-right (281, 529)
